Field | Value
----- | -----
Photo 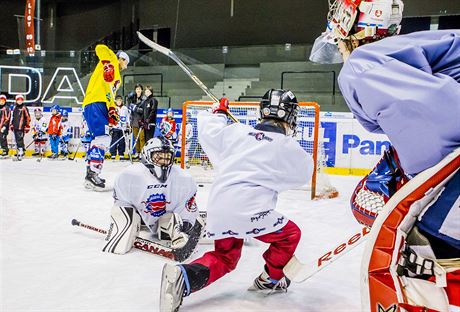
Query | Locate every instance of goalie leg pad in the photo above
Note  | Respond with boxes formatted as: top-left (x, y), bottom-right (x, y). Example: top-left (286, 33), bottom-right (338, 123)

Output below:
top-left (102, 205), bottom-right (141, 254)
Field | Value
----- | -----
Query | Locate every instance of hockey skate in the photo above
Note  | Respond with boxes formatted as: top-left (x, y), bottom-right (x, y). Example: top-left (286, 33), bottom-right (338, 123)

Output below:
top-left (0, 151), bottom-right (9, 159)
top-left (84, 168), bottom-right (105, 190)
top-left (248, 268), bottom-right (291, 294)
top-left (160, 264), bottom-right (187, 312)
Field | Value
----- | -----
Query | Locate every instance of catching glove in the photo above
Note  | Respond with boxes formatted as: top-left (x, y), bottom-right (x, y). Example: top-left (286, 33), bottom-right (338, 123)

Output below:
top-left (108, 107), bottom-right (119, 126)
top-left (102, 61), bottom-right (115, 83)
top-left (212, 98), bottom-right (229, 114)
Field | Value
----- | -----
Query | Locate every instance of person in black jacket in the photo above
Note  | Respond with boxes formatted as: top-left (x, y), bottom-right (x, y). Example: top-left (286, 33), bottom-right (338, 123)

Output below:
top-left (0, 94), bottom-right (11, 156)
top-left (142, 85), bottom-right (158, 141)
top-left (10, 94), bottom-right (31, 159)
top-left (129, 83), bottom-right (146, 157)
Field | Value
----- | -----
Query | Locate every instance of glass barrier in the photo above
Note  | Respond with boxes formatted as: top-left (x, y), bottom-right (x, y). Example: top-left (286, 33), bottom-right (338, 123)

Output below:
top-left (0, 44), bottom-right (345, 111)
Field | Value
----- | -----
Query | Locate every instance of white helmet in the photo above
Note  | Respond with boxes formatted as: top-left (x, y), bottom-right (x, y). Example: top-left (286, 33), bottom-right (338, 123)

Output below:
top-left (140, 137), bottom-right (175, 183)
top-left (310, 0), bottom-right (404, 64)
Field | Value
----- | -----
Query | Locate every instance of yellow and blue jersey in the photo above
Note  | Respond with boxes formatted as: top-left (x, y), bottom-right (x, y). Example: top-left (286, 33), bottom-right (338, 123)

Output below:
top-left (82, 45), bottom-right (121, 110)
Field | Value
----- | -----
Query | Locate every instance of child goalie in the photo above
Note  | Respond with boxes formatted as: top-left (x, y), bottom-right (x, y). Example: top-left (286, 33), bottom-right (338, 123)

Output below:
top-left (102, 136), bottom-right (203, 257)
top-left (311, 0), bottom-right (460, 310)
top-left (159, 90), bottom-right (314, 312)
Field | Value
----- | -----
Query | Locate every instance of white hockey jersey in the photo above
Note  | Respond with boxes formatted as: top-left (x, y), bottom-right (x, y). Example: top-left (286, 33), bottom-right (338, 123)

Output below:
top-left (32, 117), bottom-right (48, 140)
top-left (113, 163), bottom-right (198, 235)
top-left (197, 111), bottom-right (313, 239)
top-left (114, 105), bottom-right (130, 131)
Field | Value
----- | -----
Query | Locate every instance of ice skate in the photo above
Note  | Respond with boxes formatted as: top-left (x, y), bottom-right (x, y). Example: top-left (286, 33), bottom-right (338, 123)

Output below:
top-left (160, 264), bottom-right (187, 312)
top-left (84, 168), bottom-right (105, 190)
top-left (248, 268), bottom-right (290, 294)
top-left (48, 153), bottom-right (58, 159)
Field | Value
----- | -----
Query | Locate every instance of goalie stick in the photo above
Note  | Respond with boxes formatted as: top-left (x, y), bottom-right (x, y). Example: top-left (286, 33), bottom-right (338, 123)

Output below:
top-left (283, 226), bottom-right (370, 283)
top-left (136, 31), bottom-right (238, 123)
top-left (71, 218), bottom-right (202, 262)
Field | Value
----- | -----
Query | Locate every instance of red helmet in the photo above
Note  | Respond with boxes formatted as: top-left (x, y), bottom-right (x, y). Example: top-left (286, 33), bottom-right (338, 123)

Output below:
top-left (0, 94), bottom-right (6, 102)
top-left (329, 0), bottom-right (404, 41)
top-left (15, 94), bottom-right (24, 102)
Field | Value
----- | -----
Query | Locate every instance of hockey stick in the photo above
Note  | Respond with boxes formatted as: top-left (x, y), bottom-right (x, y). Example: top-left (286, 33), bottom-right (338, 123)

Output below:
top-left (68, 142), bottom-right (81, 161)
top-left (71, 218), bottom-right (176, 260)
top-left (283, 226), bottom-right (370, 283)
top-left (137, 31), bottom-right (238, 123)
top-left (72, 218), bottom-right (204, 262)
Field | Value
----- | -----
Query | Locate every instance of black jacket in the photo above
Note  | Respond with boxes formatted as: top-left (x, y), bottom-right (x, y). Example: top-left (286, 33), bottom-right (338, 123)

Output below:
top-left (11, 104), bottom-right (31, 131)
top-left (0, 104), bottom-right (11, 130)
top-left (142, 95), bottom-right (158, 127)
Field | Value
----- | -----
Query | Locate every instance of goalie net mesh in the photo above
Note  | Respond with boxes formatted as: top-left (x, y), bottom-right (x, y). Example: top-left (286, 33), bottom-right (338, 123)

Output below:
top-left (179, 101), bottom-right (338, 199)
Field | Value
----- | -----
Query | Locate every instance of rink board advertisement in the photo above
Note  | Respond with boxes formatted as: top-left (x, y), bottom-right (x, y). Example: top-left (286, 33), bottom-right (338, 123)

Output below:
top-left (7, 108), bottom-right (388, 173)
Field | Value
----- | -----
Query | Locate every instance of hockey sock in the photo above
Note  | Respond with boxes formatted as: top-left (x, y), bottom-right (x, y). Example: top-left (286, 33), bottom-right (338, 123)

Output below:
top-left (87, 145), bottom-right (105, 174)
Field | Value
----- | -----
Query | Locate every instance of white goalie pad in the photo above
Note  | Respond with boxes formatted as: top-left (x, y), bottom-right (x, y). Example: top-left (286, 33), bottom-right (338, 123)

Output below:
top-left (102, 205), bottom-right (141, 254)
top-left (157, 213), bottom-right (189, 249)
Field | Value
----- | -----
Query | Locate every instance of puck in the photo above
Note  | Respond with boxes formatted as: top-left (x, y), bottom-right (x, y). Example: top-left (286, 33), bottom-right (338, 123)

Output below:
top-left (198, 184), bottom-right (204, 187)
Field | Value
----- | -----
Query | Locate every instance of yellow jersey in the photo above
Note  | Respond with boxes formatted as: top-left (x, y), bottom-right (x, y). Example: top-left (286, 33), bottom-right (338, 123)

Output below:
top-left (82, 45), bottom-right (122, 109)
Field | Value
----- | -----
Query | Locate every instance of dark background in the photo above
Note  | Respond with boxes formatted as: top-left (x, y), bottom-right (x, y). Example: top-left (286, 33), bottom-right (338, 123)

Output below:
top-left (1, 0), bottom-right (459, 51)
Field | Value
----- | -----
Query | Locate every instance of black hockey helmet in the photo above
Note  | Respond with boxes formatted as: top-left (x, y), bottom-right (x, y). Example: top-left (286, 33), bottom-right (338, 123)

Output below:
top-left (260, 89), bottom-right (299, 131)
top-left (141, 136), bottom-right (175, 183)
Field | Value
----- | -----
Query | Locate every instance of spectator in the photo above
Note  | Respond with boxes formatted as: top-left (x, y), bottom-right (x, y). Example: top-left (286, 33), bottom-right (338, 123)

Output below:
top-left (129, 83), bottom-right (146, 158)
top-left (142, 85), bottom-right (158, 141)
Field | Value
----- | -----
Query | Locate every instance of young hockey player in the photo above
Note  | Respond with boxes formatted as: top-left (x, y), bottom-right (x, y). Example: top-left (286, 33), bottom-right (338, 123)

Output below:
top-left (102, 136), bottom-right (202, 257)
top-left (10, 94), bottom-right (31, 160)
top-left (109, 95), bottom-right (130, 160)
top-left (59, 110), bottom-right (72, 158)
top-left (31, 108), bottom-right (48, 157)
top-left (0, 94), bottom-right (11, 157)
top-left (159, 108), bottom-right (177, 143)
top-left (311, 1), bottom-right (460, 310)
top-left (47, 105), bottom-right (62, 159)
top-left (82, 45), bottom-right (129, 190)
top-left (159, 91), bottom-right (314, 312)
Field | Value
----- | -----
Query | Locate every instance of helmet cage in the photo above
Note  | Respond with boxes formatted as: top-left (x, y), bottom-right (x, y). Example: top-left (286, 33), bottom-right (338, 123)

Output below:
top-left (141, 137), bottom-right (175, 183)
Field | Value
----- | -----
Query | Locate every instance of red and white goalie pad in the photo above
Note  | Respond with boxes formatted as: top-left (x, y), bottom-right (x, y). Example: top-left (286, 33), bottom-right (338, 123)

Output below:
top-left (361, 148), bottom-right (460, 312)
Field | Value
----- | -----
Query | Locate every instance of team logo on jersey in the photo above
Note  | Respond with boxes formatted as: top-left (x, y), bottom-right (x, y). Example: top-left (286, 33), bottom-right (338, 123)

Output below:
top-left (246, 227), bottom-right (266, 235)
top-left (142, 193), bottom-right (170, 217)
top-left (273, 216), bottom-right (285, 227)
top-left (250, 210), bottom-right (271, 222)
top-left (248, 132), bottom-right (273, 142)
top-left (222, 230), bottom-right (239, 236)
top-left (185, 194), bottom-right (197, 212)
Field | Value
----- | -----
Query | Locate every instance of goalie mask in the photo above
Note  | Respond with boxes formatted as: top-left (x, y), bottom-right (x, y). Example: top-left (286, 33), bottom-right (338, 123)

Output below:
top-left (141, 137), bottom-right (175, 183)
top-left (260, 89), bottom-right (299, 133)
top-left (310, 0), bottom-right (404, 64)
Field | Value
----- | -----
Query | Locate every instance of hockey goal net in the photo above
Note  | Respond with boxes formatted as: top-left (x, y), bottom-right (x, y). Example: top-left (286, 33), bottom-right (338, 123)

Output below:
top-left (179, 101), bottom-right (338, 199)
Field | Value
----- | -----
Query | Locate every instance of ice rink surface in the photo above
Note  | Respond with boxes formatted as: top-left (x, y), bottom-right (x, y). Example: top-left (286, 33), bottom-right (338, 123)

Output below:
top-left (1, 158), bottom-right (365, 312)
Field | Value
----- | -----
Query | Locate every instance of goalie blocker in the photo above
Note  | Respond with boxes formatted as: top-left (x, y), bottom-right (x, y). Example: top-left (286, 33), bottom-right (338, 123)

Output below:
top-left (361, 148), bottom-right (460, 312)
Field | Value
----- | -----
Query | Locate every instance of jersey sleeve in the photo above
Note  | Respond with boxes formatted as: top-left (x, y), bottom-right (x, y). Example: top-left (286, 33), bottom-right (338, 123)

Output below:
top-left (113, 171), bottom-right (134, 208)
top-left (273, 140), bottom-right (313, 192)
top-left (197, 111), bottom-right (228, 166)
top-left (338, 30), bottom-right (460, 175)
top-left (95, 44), bottom-right (122, 108)
top-left (173, 175), bottom-right (199, 227)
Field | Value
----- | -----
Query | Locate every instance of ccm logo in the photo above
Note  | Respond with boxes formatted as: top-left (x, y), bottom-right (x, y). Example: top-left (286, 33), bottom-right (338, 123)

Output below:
top-left (147, 184), bottom-right (167, 189)
top-left (317, 226), bottom-right (370, 267)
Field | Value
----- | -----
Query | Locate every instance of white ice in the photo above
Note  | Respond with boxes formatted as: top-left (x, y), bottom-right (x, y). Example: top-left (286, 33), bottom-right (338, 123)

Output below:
top-left (1, 159), bottom-right (365, 312)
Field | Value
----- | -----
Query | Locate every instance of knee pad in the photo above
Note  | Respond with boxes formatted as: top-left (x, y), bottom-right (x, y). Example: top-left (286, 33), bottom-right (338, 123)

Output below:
top-left (102, 205), bottom-right (141, 254)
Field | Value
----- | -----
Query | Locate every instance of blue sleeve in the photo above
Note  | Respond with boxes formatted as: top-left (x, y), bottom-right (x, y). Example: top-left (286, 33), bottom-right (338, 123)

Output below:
top-left (338, 30), bottom-right (460, 175)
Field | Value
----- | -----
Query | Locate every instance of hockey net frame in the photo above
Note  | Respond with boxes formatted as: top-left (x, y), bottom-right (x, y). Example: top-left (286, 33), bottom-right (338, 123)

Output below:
top-left (179, 101), bottom-right (338, 200)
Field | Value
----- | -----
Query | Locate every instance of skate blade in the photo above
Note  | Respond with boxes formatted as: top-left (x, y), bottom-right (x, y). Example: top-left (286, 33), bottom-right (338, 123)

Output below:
top-left (83, 181), bottom-right (106, 192)
top-left (160, 264), bottom-right (182, 312)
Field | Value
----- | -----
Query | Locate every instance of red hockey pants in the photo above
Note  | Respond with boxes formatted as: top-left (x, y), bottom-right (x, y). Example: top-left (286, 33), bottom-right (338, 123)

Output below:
top-left (191, 220), bottom-right (301, 288)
